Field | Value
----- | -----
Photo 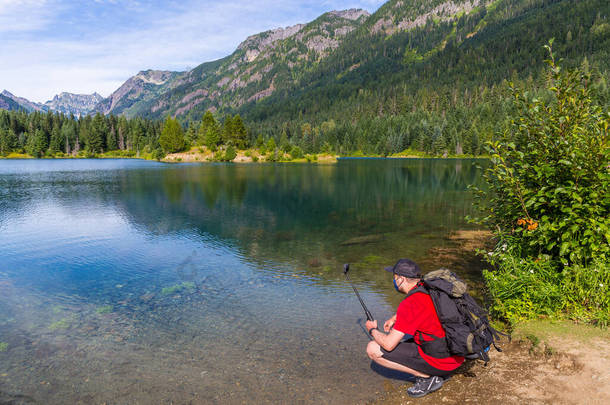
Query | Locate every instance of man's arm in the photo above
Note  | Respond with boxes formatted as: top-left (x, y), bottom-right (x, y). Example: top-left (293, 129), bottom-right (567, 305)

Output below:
top-left (366, 319), bottom-right (405, 351)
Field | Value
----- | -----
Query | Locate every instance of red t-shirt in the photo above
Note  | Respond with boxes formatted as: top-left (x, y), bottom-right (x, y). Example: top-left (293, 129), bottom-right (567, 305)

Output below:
top-left (393, 290), bottom-right (464, 371)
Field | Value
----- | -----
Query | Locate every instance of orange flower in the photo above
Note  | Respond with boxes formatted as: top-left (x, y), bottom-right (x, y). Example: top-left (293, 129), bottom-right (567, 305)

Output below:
top-left (527, 221), bottom-right (538, 230)
top-left (517, 218), bottom-right (526, 226)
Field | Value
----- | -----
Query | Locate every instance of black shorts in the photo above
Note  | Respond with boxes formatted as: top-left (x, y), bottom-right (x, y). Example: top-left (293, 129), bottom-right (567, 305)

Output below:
top-left (381, 340), bottom-right (454, 377)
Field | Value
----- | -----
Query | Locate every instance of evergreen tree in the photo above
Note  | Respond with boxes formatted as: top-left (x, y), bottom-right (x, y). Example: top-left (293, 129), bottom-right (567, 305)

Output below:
top-left (0, 129), bottom-right (17, 155)
top-left (256, 134), bottom-right (265, 148)
top-left (60, 121), bottom-right (76, 155)
top-left (117, 116), bottom-right (128, 150)
top-left (185, 124), bottom-right (197, 145)
top-left (232, 114), bottom-right (248, 149)
top-left (107, 124), bottom-right (118, 151)
top-left (266, 137), bottom-right (276, 152)
top-left (159, 116), bottom-right (185, 153)
top-left (279, 130), bottom-right (290, 153)
top-left (49, 124), bottom-right (62, 154)
top-left (88, 113), bottom-right (107, 153)
top-left (199, 111), bottom-right (220, 150)
top-left (26, 129), bottom-right (48, 158)
top-left (222, 115), bottom-right (234, 145)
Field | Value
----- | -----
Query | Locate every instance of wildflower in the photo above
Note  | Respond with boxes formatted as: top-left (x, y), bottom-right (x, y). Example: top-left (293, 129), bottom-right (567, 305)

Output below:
top-left (529, 270), bottom-right (534, 274)
top-left (517, 218), bottom-right (526, 226)
top-left (501, 243), bottom-right (507, 251)
top-left (600, 284), bottom-right (604, 288)
top-left (527, 221), bottom-right (538, 230)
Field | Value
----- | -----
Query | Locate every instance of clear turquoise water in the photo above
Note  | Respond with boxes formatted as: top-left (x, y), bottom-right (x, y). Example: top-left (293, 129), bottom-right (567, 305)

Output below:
top-left (0, 158), bottom-right (484, 404)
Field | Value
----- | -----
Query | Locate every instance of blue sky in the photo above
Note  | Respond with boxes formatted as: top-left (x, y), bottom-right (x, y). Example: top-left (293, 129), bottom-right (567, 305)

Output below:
top-left (0, 0), bottom-right (385, 102)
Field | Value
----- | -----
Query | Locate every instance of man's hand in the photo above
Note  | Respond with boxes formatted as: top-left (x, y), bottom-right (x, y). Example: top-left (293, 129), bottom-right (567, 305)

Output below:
top-left (383, 314), bottom-right (397, 332)
top-left (365, 319), bottom-right (378, 334)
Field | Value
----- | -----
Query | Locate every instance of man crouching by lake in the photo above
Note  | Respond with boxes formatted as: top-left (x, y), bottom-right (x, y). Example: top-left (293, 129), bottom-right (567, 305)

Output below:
top-left (365, 259), bottom-right (464, 398)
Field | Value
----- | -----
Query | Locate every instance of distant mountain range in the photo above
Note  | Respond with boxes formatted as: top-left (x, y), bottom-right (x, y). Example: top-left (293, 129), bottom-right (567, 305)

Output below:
top-left (2, 0), bottom-right (607, 127)
top-left (0, 90), bottom-right (103, 116)
top-left (93, 8), bottom-right (371, 119)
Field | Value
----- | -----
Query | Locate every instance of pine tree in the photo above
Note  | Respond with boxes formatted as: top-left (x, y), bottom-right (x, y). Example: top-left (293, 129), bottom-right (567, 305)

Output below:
top-left (199, 111), bottom-right (220, 150)
top-left (26, 129), bottom-right (48, 157)
top-left (107, 124), bottom-right (118, 151)
top-left (88, 113), bottom-right (107, 154)
top-left (49, 124), bottom-right (62, 154)
top-left (159, 116), bottom-right (185, 153)
top-left (222, 115), bottom-right (234, 145)
top-left (232, 114), bottom-right (248, 149)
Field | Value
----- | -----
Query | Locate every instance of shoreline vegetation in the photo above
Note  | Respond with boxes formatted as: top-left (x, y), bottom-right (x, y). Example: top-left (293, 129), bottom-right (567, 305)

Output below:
top-left (0, 148), bottom-right (485, 163)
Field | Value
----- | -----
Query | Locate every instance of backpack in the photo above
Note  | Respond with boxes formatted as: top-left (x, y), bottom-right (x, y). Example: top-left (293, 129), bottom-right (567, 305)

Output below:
top-left (405, 268), bottom-right (507, 363)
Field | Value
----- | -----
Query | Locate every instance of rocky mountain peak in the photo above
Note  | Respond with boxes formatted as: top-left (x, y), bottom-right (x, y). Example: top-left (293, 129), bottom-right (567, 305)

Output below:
top-left (134, 70), bottom-right (177, 85)
top-left (329, 9), bottom-right (370, 21)
top-left (43, 92), bottom-right (105, 116)
top-left (237, 23), bottom-right (305, 55)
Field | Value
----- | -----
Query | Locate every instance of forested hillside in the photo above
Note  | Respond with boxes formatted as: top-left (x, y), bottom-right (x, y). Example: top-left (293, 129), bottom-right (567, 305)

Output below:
top-left (96, 9), bottom-right (371, 120)
top-left (241, 0), bottom-right (610, 155)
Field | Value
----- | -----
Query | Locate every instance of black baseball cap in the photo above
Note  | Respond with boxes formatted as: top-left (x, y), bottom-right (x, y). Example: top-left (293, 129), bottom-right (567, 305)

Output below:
top-left (385, 258), bottom-right (421, 278)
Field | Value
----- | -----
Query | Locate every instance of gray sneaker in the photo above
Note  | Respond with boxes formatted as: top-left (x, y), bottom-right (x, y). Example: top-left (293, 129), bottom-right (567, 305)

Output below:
top-left (407, 375), bottom-right (445, 398)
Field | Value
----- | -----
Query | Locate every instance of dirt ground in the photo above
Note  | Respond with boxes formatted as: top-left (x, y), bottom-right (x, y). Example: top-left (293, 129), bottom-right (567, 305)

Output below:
top-left (372, 230), bottom-right (610, 405)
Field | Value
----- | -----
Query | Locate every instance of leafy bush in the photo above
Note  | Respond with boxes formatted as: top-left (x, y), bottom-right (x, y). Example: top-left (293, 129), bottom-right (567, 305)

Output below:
top-left (476, 42), bottom-right (610, 327)
top-left (223, 146), bottom-right (237, 162)
top-left (266, 150), bottom-right (279, 162)
top-left (290, 146), bottom-right (304, 159)
top-left (475, 42), bottom-right (609, 265)
top-left (152, 148), bottom-right (165, 161)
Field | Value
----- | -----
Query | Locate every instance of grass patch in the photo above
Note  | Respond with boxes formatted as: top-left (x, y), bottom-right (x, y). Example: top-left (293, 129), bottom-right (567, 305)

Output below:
top-left (0, 342), bottom-right (7, 352)
top-left (161, 282), bottom-right (196, 295)
top-left (513, 319), bottom-right (610, 343)
top-left (3, 152), bottom-right (32, 159)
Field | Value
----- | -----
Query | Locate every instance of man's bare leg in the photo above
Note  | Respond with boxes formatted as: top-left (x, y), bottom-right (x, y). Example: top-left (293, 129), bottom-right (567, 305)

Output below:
top-left (366, 341), bottom-right (430, 378)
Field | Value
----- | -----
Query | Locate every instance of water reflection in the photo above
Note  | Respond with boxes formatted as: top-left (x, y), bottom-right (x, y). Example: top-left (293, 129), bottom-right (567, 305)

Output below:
top-left (0, 158), bottom-right (485, 404)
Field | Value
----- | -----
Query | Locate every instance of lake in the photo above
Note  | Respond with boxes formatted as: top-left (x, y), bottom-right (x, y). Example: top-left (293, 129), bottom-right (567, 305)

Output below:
top-left (0, 158), bottom-right (485, 404)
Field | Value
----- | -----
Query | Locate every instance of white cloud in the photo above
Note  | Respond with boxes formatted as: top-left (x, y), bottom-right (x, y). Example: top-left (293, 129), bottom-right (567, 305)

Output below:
top-left (0, 0), bottom-right (54, 32)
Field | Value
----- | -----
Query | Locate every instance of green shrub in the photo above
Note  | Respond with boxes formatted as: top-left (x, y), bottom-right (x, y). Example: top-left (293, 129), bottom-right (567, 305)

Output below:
top-left (484, 247), bottom-right (564, 325)
top-left (152, 148), bottom-right (165, 161)
top-left (474, 42), bottom-right (609, 265)
top-left (224, 146), bottom-right (237, 162)
top-left (484, 250), bottom-right (609, 327)
top-left (290, 146), bottom-right (304, 159)
top-left (562, 260), bottom-right (610, 327)
top-left (475, 42), bottom-right (609, 327)
top-left (266, 150), bottom-right (279, 162)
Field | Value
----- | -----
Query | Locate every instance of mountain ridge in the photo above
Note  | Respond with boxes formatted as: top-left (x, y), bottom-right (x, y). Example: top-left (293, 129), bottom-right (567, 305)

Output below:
top-left (92, 8), bottom-right (372, 119)
top-left (0, 89), bottom-right (103, 116)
